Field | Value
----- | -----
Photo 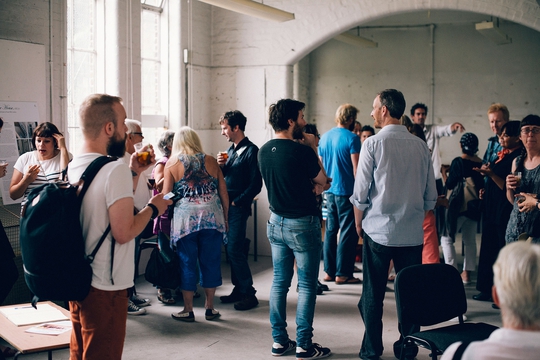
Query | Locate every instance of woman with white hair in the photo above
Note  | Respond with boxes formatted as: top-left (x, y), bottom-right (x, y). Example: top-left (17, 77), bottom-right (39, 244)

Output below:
top-left (163, 126), bottom-right (228, 322)
top-left (441, 241), bottom-right (540, 359)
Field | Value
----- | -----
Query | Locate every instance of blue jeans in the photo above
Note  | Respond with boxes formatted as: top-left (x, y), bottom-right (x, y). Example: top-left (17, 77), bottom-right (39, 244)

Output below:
top-left (358, 234), bottom-right (422, 360)
top-left (267, 212), bottom-right (322, 349)
top-left (177, 229), bottom-right (223, 291)
top-left (225, 205), bottom-right (256, 296)
top-left (324, 193), bottom-right (358, 278)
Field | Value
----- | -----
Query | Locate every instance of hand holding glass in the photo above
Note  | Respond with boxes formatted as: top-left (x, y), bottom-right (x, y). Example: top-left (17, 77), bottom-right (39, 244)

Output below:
top-left (134, 143), bottom-right (152, 166)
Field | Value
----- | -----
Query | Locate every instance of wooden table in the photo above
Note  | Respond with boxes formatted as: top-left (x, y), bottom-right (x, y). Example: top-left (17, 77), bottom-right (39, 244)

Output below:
top-left (0, 301), bottom-right (71, 359)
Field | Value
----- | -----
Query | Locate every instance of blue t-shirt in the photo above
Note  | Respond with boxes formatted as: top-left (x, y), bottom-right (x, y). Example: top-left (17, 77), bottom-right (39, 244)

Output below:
top-left (318, 127), bottom-right (360, 196)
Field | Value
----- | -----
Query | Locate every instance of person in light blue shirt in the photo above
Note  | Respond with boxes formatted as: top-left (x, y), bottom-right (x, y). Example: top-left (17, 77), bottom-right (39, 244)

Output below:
top-left (318, 104), bottom-right (361, 284)
top-left (350, 89), bottom-right (437, 360)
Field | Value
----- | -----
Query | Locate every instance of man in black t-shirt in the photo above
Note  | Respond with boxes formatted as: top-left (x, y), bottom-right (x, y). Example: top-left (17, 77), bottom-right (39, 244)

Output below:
top-left (258, 99), bottom-right (331, 360)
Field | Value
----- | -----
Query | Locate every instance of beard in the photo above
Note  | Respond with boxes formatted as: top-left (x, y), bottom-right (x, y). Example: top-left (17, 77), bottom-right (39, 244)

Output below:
top-left (292, 122), bottom-right (305, 140)
top-left (107, 132), bottom-right (126, 157)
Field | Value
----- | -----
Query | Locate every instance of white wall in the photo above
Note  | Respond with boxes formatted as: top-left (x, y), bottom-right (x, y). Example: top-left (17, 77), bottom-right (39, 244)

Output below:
top-left (0, 0), bottom-right (64, 128)
top-left (307, 21), bottom-right (540, 165)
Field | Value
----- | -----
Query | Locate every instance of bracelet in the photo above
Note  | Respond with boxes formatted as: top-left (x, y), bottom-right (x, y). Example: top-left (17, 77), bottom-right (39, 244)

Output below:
top-left (145, 203), bottom-right (159, 220)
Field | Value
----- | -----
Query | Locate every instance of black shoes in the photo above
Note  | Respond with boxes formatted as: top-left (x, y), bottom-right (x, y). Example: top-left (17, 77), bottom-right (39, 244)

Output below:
top-left (220, 289), bottom-right (243, 303)
top-left (234, 294), bottom-right (259, 311)
top-left (472, 292), bottom-right (493, 302)
top-left (221, 288), bottom-right (259, 310)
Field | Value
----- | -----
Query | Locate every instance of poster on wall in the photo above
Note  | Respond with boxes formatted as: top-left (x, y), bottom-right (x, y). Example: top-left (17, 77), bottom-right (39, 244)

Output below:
top-left (0, 101), bottom-right (40, 205)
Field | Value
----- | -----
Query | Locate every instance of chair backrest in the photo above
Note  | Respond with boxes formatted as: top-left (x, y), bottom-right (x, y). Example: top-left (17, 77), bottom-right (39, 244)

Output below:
top-left (395, 263), bottom-right (467, 327)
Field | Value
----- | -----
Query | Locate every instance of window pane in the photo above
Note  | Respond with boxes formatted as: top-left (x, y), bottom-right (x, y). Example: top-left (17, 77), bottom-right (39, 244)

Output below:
top-left (141, 10), bottom-right (160, 59)
top-left (68, 51), bottom-right (96, 111)
top-left (141, 59), bottom-right (160, 114)
top-left (67, 0), bottom-right (97, 155)
top-left (72, 1), bottom-right (95, 50)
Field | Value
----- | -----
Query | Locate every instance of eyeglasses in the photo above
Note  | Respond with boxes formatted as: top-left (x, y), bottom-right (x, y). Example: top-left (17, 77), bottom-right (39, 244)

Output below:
top-left (131, 132), bottom-right (144, 137)
top-left (520, 127), bottom-right (540, 135)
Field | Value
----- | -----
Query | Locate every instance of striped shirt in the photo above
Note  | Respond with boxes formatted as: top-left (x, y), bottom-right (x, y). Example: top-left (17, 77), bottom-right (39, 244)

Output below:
top-left (13, 150), bottom-right (69, 203)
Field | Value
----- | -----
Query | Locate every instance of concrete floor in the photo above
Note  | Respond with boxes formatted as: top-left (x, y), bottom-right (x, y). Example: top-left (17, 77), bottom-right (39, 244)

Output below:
top-left (4, 238), bottom-right (502, 360)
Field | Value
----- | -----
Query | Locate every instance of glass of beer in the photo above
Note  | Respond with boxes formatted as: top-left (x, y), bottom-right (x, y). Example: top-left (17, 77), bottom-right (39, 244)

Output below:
top-left (218, 151), bottom-right (228, 160)
top-left (134, 143), bottom-right (152, 166)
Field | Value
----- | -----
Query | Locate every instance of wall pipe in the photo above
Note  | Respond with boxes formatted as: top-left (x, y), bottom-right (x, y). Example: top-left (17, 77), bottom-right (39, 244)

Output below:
top-left (430, 24), bottom-right (435, 125)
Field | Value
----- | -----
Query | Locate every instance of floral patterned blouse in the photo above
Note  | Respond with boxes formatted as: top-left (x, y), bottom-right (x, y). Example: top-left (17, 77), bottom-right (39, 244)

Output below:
top-left (170, 153), bottom-right (226, 244)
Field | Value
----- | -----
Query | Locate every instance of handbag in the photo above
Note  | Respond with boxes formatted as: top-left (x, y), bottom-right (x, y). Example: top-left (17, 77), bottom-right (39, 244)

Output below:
top-left (460, 177), bottom-right (482, 221)
top-left (144, 247), bottom-right (181, 289)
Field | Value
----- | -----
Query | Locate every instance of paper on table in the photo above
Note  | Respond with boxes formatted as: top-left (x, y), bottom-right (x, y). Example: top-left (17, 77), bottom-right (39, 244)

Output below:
top-left (25, 320), bottom-right (72, 335)
top-left (0, 304), bottom-right (69, 326)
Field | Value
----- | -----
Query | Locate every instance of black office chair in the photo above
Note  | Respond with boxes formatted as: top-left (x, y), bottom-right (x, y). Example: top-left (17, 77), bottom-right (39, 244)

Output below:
top-left (394, 263), bottom-right (498, 360)
top-left (134, 236), bottom-right (158, 278)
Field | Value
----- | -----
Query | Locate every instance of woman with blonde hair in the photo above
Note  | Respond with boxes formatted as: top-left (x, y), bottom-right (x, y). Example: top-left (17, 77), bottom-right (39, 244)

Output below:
top-left (163, 126), bottom-right (228, 322)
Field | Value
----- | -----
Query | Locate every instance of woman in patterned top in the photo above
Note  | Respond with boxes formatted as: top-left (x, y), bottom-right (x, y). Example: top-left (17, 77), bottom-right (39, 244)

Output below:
top-left (163, 126), bottom-right (228, 322)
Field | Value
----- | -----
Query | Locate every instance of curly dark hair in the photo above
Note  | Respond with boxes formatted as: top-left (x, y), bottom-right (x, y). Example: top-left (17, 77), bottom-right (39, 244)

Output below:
top-left (268, 99), bottom-right (305, 132)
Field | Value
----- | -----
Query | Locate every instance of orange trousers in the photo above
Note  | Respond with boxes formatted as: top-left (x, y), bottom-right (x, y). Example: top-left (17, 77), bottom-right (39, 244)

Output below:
top-left (422, 210), bottom-right (440, 264)
top-left (69, 287), bottom-right (129, 360)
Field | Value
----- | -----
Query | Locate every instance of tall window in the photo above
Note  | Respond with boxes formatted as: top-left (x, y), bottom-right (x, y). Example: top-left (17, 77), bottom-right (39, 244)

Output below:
top-left (141, 0), bottom-right (167, 150)
top-left (141, 7), bottom-right (162, 115)
top-left (67, 0), bottom-right (97, 155)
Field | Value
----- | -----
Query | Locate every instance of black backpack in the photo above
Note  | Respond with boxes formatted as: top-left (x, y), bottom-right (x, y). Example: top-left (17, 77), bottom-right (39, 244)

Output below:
top-left (20, 156), bottom-right (117, 307)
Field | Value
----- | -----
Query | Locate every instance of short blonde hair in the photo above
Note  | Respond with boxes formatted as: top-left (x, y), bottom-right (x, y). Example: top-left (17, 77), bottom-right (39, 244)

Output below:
top-left (493, 241), bottom-right (540, 329)
top-left (335, 104), bottom-right (358, 126)
top-left (487, 103), bottom-right (510, 122)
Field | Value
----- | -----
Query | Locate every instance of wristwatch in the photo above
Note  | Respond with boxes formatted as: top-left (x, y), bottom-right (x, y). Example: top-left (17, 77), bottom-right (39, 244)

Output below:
top-left (145, 203), bottom-right (159, 220)
top-left (536, 198), bottom-right (540, 209)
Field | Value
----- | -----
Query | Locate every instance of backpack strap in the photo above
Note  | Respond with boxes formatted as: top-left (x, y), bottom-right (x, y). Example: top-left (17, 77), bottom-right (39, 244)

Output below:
top-left (451, 341), bottom-right (472, 360)
top-left (78, 156), bottom-right (118, 199)
top-left (77, 156), bottom-right (118, 284)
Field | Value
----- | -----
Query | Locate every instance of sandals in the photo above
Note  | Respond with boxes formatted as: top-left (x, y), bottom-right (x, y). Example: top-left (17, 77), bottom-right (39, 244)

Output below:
top-left (335, 276), bottom-right (362, 285)
top-left (157, 290), bottom-right (176, 305)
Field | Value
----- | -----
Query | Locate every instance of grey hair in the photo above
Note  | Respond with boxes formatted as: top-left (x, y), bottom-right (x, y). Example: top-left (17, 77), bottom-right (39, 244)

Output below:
top-left (493, 241), bottom-right (540, 329)
top-left (158, 130), bottom-right (175, 158)
top-left (125, 119), bottom-right (142, 134)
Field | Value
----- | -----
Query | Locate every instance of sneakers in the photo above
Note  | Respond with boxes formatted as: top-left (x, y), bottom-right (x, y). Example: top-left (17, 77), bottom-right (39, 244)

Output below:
top-left (296, 343), bottom-right (331, 359)
top-left (461, 270), bottom-right (471, 285)
top-left (171, 311), bottom-right (195, 322)
top-left (131, 295), bottom-right (151, 307)
top-left (127, 300), bottom-right (147, 315)
top-left (205, 308), bottom-right (221, 321)
top-left (220, 288), bottom-right (243, 303)
top-left (234, 294), bottom-right (259, 311)
top-left (272, 340), bottom-right (296, 356)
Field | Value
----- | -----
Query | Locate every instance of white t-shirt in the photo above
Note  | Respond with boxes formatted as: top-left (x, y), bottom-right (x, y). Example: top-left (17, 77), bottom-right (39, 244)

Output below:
top-left (121, 152), bottom-right (152, 211)
top-left (440, 328), bottom-right (540, 360)
top-left (67, 153), bottom-right (135, 291)
top-left (13, 150), bottom-right (72, 201)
